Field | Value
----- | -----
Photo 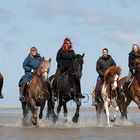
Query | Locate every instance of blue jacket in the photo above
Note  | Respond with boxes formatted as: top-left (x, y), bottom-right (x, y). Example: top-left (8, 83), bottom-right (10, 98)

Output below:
top-left (19, 54), bottom-right (42, 86)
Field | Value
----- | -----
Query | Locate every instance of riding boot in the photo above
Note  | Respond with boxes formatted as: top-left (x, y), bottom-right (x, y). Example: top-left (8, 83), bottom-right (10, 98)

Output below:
top-left (0, 92), bottom-right (4, 99)
top-left (122, 79), bottom-right (131, 93)
top-left (92, 93), bottom-right (98, 106)
top-left (19, 84), bottom-right (26, 101)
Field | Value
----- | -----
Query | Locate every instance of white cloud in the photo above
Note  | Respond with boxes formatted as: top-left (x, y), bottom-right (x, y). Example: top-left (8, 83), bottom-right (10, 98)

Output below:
top-left (0, 7), bottom-right (14, 22)
top-left (107, 30), bottom-right (140, 45)
top-left (117, 0), bottom-right (140, 7)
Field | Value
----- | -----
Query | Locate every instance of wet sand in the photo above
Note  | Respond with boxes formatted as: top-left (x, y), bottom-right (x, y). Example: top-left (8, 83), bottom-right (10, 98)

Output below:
top-left (0, 107), bottom-right (140, 140)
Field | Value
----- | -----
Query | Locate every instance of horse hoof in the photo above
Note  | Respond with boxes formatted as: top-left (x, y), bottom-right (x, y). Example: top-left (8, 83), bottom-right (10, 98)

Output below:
top-left (111, 119), bottom-right (115, 122)
top-left (72, 116), bottom-right (78, 123)
top-left (32, 116), bottom-right (37, 125)
top-left (53, 115), bottom-right (59, 123)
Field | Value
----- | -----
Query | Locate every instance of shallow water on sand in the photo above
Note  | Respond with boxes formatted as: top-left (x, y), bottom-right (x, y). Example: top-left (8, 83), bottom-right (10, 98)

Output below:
top-left (0, 107), bottom-right (140, 140)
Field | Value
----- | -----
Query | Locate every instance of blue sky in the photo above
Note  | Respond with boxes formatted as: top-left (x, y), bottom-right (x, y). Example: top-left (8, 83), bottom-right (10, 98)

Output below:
top-left (0, 0), bottom-right (140, 107)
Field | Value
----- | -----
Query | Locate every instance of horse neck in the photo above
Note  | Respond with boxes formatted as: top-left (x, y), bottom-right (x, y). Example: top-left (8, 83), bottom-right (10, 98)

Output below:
top-left (32, 74), bottom-right (44, 88)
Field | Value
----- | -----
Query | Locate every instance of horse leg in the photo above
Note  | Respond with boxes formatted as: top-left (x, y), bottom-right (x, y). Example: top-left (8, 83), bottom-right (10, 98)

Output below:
top-left (96, 103), bottom-right (104, 123)
top-left (104, 101), bottom-right (110, 125)
top-left (21, 101), bottom-right (27, 118)
top-left (57, 98), bottom-right (63, 116)
top-left (111, 106), bottom-right (119, 122)
top-left (63, 102), bottom-right (68, 122)
top-left (121, 97), bottom-right (132, 120)
top-left (46, 99), bottom-right (58, 122)
top-left (28, 98), bottom-right (38, 125)
top-left (39, 103), bottom-right (45, 119)
top-left (72, 99), bottom-right (81, 123)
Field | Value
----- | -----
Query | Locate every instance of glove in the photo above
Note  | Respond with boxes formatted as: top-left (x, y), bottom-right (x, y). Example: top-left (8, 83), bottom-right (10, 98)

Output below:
top-left (132, 69), bottom-right (136, 75)
top-left (31, 69), bottom-right (34, 73)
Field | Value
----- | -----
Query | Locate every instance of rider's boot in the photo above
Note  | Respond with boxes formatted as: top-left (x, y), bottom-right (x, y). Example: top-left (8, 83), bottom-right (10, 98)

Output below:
top-left (122, 79), bottom-right (131, 93)
top-left (92, 93), bottom-right (98, 106)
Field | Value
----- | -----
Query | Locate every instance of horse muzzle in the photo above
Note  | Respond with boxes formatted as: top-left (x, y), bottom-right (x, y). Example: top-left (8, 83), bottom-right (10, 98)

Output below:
top-left (42, 72), bottom-right (48, 82)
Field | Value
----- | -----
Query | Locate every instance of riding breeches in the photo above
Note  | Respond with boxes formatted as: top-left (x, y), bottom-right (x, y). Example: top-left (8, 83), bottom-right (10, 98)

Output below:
top-left (95, 76), bottom-right (104, 95)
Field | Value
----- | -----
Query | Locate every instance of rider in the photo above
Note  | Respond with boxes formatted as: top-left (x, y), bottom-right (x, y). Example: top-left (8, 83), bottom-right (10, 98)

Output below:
top-left (53, 37), bottom-right (85, 98)
top-left (93, 48), bottom-right (116, 106)
top-left (123, 44), bottom-right (140, 92)
top-left (18, 47), bottom-right (42, 101)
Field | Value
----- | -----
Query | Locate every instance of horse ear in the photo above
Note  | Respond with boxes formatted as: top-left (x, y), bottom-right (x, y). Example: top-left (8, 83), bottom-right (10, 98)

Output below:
top-left (48, 58), bottom-right (51, 62)
top-left (82, 53), bottom-right (85, 58)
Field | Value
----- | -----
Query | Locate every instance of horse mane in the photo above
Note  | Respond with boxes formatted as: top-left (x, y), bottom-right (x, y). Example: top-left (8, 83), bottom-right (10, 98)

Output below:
top-left (104, 66), bottom-right (121, 82)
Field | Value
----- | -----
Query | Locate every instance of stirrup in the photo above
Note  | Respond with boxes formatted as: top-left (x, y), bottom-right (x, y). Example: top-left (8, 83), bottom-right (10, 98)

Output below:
top-left (80, 95), bottom-right (85, 99)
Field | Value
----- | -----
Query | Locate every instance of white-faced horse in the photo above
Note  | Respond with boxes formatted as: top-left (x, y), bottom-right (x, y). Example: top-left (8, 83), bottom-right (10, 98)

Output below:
top-left (95, 66), bottom-right (121, 125)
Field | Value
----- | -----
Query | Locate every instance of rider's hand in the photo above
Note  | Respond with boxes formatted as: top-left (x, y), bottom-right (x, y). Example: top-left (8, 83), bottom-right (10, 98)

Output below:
top-left (132, 69), bottom-right (136, 75)
top-left (31, 69), bottom-right (34, 73)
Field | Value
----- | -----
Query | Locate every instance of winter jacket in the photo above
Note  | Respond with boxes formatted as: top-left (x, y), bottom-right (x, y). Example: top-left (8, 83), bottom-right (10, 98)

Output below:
top-left (96, 55), bottom-right (116, 78)
top-left (19, 54), bottom-right (42, 86)
top-left (56, 48), bottom-right (75, 71)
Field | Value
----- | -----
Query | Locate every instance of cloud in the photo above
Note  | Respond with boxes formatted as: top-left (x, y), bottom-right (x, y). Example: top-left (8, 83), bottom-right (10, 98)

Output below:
top-left (0, 37), bottom-right (18, 51)
top-left (6, 26), bottom-right (22, 35)
top-left (0, 7), bottom-right (14, 22)
top-left (117, 0), bottom-right (140, 7)
top-left (29, 0), bottom-right (105, 25)
top-left (107, 30), bottom-right (140, 45)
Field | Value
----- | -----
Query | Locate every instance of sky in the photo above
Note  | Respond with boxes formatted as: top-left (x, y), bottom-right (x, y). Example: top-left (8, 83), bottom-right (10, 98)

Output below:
top-left (0, 0), bottom-right (140, 107)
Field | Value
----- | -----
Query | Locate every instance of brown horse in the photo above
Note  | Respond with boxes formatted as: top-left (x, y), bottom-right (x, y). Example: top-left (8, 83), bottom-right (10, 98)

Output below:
top-left (0, 73), bottom-right (4, 98)
top-left (95, 66), bottom-right (121, 125)
top-left (118, 57), bottom-right (140, 120)
top-left (21, 57), bottom-right (53, 125)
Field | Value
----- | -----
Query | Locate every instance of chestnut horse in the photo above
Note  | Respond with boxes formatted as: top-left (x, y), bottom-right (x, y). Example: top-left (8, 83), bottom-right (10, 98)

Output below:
top-left (95, 66), bottom-right (121, 125)
top-left (118, 57), bottom-right (140, 120)
top-left (21, 57), bottom-right (55, 125)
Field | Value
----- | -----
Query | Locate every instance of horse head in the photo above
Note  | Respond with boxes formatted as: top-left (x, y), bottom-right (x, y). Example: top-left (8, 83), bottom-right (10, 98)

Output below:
top-left (104, 66), bottom-right (121, 91)
top-left (71, 53), bottom-right (85, 79)
top-left (37, 57), bottom-right (51, 82)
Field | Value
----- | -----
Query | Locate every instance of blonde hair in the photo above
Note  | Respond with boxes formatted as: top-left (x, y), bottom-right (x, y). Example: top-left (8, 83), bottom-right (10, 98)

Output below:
top-left (29, 47), bottom-right (38, 57)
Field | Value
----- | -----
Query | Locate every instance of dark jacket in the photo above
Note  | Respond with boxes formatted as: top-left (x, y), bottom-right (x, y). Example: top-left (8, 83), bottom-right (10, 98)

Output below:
top-left (19, 54), bottom-right (42, 86)
top-left (56, 48), bottom-right (75, 71)
top-left (129, 51), bottom-right (140, 74)
top-left (96, 55), bottom-right (116, 78)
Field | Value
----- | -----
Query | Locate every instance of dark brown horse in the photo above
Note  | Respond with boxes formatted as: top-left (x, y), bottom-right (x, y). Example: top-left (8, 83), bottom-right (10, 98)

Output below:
top-left (49, 53), bottom-right (85, 123)
top-left (118, 57), bottom-right (140, 120)
top-left (0, 73), bottom-right (4, 98)
top-left (21, 57), bottom-right (54, 125)
top-left (95, 66), bottom-right (121, 125)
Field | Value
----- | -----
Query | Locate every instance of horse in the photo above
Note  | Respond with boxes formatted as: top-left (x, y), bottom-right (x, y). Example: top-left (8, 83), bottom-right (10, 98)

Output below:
top-left (95, 66), bottom-right (121, 125)
top-left (48, 53), bottom-right (85, 123)
top-left (118, 57), bottom-right (140, 120)
top-left (0, 73), bottom-right (4, 98)
top-left (20, 57), bottom-right (56, 125)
